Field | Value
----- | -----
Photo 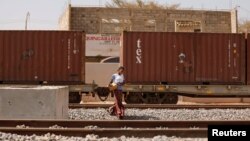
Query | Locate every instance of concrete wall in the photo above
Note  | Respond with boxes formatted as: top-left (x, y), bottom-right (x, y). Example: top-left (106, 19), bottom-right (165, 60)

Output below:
top-left (231, 9), bottom-right (238, 33)
top-left (0, 86), bottom-right (68, 119)
top-left (59, 6), bottom-right (236, 33)
top-left (86, 63), bottom-right (119, 87)
top-left (58, 5), bottom-right (70, 30)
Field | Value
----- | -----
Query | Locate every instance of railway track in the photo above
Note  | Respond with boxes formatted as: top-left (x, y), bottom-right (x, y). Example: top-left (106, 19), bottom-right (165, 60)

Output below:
top-left (69, 103), bottom-right (250, 109)
top-left (1, 120), bottom-right (250, 138)
top-left (0, 128), bottom-right (205, 138)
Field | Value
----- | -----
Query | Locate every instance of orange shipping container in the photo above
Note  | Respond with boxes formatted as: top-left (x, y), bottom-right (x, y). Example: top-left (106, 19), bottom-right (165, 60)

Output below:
top-left (0, 30), bottom-right (85, 84)
top-left (121, 31), bottom-right (246, 84)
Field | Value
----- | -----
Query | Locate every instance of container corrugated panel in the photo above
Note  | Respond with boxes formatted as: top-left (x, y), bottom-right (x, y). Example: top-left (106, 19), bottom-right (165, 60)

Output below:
top-left (121, 32), bottom-right (195, 84)
top-left (121, 31), bottom-right (246, 84)
top-left (195, 33), bottom-right (246, 84)
top-left (0, 30), bottom-right (85, 84)
top-left (247, 34), bottom-right (250, 85)
top-left (0, 32), bottom-right (3, 80)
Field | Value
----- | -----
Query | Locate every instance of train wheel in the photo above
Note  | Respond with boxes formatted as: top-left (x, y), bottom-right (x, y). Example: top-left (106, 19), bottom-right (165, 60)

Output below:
top-left (162, 93), bottom-right (178, 104)
top-left (95, 87), bottom-right (110, 102)
top-left (124, 93), bottom-right (143, 104)
top-left (69, 92), bottom-right (81, 103)
top-left (141, 93), bottom-right (160, 104)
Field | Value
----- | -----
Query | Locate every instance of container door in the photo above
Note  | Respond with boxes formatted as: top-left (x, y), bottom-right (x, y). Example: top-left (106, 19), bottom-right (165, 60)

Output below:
top-left (0, 32), bottom-right (3, 80)
top-left (170, 33), bottom-right (195, 83)
top-left (229, 34), bottom-right (245, 84)
top-left (67, 32), bottom-right (83, 82)
top-left (195, 33), bottom-right (245, 84)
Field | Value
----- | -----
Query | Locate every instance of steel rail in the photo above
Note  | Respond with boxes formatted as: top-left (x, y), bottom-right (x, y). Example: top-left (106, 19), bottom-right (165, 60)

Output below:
top-left (1, 120), bottom-right (250, 128)
top-left (0, 128), bottom-right (207, 138)
top-left (1, 120), bottom-right (249, 138)
top-left (69, 103), bottom-right (250, 109)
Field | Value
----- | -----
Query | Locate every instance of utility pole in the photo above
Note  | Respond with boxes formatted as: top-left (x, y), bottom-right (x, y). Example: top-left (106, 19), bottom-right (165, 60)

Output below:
top-left (25, 12), bottom-right (30, 30)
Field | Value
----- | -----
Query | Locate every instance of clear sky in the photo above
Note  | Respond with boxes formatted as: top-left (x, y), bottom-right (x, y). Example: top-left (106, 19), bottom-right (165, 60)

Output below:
top-left (0, 0), bottom-right (249, 30)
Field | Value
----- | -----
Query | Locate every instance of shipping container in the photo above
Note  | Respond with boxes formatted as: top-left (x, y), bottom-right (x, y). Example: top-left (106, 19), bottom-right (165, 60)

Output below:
top-left (194, 33), bottom-right (246, 84)
top-left (0, 30), bottom-right (85, 84)
top-left (121, 31), bottom-right (246, 84)
top-left (121, 32), bottom-right (195, 84)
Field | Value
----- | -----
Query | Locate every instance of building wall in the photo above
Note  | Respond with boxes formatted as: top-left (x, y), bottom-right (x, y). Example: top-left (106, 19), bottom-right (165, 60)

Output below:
top-left (59, 6), bottom-right (236, 34)
top-left (231, 9), bottom-right (238, 33)
top-left (58, 5), bottom-right (71, 30)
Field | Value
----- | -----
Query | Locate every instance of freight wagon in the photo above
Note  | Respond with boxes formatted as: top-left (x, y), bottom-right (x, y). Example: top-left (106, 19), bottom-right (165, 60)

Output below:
top-left (120, 31), bottom-right (250, 104)
top-left (1, 30), bottom-right (250, 104)
top-left (0, 30), bottom-right (94, 103)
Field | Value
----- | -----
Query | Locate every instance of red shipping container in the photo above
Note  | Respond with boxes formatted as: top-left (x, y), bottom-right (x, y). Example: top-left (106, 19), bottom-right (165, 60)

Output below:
top-left (121, 32), bottom-right (196, 84)
top-left (0, 30), bottom-right (85, 84)
top-left (121, 31), bottom-right (246, 84)
top-left (195, 33), bottom-right (246, 84)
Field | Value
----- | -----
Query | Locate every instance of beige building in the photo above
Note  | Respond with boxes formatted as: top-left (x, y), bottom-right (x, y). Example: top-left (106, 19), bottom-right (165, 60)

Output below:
top-left (59, 5), bottom-right (238, 33)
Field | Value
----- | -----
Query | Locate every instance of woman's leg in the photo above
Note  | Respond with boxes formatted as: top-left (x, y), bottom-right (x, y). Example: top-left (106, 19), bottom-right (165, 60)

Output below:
top-left (114, 90), bottom-right (123, 117)
top-left (108, 91), bottom-right (116, 115)
top-left (117, 90), bottom-right (125, 117)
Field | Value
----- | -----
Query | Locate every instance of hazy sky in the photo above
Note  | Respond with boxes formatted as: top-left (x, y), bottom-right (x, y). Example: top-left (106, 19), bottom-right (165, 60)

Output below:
top-left (0, 0), bottom-right (249, 30)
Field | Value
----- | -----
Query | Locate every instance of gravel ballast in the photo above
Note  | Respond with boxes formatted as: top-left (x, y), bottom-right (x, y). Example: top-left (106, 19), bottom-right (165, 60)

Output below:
top-left (0, 132), bottom-right (206, 141)
top-left (69, 108), bottom-right (250, 120)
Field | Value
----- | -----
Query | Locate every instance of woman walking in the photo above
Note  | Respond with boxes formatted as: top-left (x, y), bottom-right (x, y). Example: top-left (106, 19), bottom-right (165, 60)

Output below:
top-left (108, 66), bottom-right (125, 119)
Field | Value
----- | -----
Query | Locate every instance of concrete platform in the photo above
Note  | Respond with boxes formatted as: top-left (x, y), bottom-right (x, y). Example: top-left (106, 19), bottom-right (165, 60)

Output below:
top-left (0, 86), bottom-right (68, 119)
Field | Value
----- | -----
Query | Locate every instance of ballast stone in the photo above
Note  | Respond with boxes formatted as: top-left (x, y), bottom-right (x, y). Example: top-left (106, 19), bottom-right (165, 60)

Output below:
top-left (0, 86), bottom-right (68, 119)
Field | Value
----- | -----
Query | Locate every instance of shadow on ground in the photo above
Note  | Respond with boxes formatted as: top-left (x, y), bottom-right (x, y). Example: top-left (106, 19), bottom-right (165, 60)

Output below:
top-left (122, 115), bottom-right (159, 120)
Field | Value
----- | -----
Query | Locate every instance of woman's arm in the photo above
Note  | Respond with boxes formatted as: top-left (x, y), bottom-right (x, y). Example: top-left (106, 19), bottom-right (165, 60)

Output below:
top-left (110, 75), bottom-right (115, 84)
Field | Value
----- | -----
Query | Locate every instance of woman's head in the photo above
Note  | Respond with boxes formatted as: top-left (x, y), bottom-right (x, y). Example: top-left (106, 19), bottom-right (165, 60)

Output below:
top-left (117, 66), bottom-right (125, 74)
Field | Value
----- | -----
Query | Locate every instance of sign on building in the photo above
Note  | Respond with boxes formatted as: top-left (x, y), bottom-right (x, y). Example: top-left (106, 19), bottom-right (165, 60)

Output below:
top-left (175, 21), bottom-right (201, 32)
top-left (86, 34), bottom-right (120, 56)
